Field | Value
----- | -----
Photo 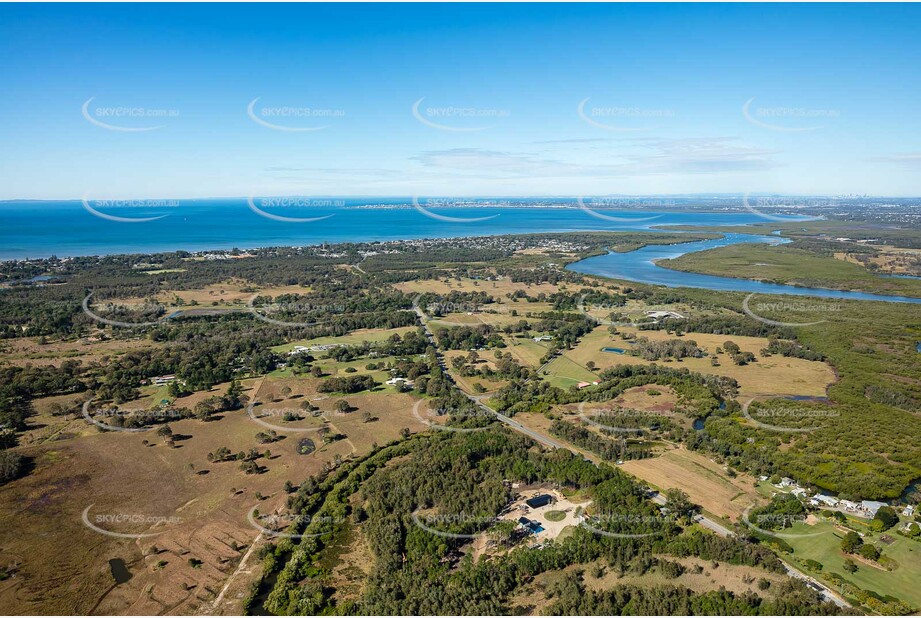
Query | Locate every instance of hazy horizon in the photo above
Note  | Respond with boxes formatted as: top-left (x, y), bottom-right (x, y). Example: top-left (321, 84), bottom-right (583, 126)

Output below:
top-left (0, 192), bottom-right (913, 203)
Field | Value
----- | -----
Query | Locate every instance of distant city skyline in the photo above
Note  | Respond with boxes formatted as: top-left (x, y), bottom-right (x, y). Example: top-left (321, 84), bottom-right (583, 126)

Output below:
top-left (1, 3), bottom-right (919, 200)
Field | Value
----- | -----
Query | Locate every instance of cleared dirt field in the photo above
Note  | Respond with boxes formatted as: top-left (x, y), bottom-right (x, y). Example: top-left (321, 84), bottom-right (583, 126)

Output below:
top-left (566, 326), bottom-right (836, 398)
top-left (498, 489), bottom-right (589, 542)
top-left (619, 448), bottom-right (764, 520)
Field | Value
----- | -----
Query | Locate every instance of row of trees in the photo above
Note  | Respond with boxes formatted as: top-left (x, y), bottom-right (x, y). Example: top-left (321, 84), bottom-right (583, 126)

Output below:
top-left (317, 375), bottom-right (378, 394)
top-left (629, 337), bottom-right (704, 361)
top-left (549, 419), bottom-right (651, 461)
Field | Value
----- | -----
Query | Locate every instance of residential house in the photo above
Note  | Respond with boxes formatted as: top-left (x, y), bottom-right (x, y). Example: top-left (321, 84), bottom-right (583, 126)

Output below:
top-left (813, 494), bottom-right (840, 508)
top-left (860, 500), bottom-right (887, 518)
top-left (644, 310), bottom-right (686, 321)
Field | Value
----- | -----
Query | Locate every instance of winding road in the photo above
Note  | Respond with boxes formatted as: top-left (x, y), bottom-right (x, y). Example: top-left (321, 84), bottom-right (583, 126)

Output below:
top-left (412, 302), bottom-right (850, 609)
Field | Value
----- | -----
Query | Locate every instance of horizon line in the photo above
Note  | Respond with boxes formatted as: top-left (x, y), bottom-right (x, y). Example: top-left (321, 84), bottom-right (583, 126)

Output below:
top-left (0, 192), bottom-right (908, 203)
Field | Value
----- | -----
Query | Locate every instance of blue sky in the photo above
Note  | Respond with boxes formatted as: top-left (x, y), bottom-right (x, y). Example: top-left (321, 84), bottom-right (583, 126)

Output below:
top-left (1, 2), bottom-right (919, 199)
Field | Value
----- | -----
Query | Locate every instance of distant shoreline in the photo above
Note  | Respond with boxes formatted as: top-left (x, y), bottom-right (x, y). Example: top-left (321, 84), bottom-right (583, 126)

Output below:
top-left (0, 206), bottom-right (790, 262)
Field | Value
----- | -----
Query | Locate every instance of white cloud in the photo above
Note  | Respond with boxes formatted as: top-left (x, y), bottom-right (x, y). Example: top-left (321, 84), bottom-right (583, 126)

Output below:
top-left (413, 137), bottom-right (778, 180)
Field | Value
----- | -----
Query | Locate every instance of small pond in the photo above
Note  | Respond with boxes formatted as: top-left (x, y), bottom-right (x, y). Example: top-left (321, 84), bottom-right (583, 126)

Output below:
top-left (108, 558), bottom-right (131, 584)
top-left (297, 437), bottom-right (316, 455)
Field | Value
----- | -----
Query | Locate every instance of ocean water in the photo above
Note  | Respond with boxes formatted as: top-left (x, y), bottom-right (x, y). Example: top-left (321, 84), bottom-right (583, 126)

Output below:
top-left (4, 199), bottom-right (919, 303)
top-left (0, 199), bottom-right (770, 260)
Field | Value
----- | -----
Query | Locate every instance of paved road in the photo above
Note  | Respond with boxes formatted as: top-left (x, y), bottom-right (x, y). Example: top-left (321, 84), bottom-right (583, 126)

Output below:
top-left (779, 559), bottom-right (851, 609)
top-left (647, 493), bottom-right (734, 536)
top-left (413, 303), bottom-right (850, 609)
top-left (693, 514), bottom-right (734, 537)
top-left (478, 399), bottom-right (567, 450)
top-left (413, 301), bottom-right (564, 450)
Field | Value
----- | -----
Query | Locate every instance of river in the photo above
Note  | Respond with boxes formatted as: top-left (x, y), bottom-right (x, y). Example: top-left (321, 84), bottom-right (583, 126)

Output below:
top-left (568, 232), bottom-right (921, 304)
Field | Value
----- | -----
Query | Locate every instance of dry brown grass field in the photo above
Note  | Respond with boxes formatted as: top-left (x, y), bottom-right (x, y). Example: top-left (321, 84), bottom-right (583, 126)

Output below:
top-left (502, 336), bottom-right (551, 368)
top-left (270, 326), bottom-right (417, 354)
top-left (98, 281), bottom-right (315, 319)
top-left (509, 555), bottom-right (787, 613)
top-left (613, 385), bottom-right (680, 415)
top-left (442, 350), bottom-right (509, 393)
top-left (565, 326), bottom-right (836, 398)
top-left (394, 277), bottom-right (571, 299)
top-left (17, 392), bottom-right (97, 446)
top-left (619, 448), bottom-right (764, 520)
top-left (154, 281), bottom-right (312, 306)
top-left (0, 374), bottom-right (425, 615)
top-left (2, 335), bottom-right (164, 367)
top-left (835, 246), bottom-right (921, 275)
top-left (556, 386), bottom-right (687, 434)
top-left (426, 312), bottom-right (521, 329)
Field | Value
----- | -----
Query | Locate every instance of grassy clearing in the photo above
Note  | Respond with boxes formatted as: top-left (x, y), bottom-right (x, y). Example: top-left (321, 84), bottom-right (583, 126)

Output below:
top-left (270, 327), bottom-right (416, 353)
top-left (3, 335), bottom-right (163, 367)
top-left (510, 555), bottom-right (785, 612)
top-left (565, 326), bottom-right (836, 398)
top-left (502, 337), bottom-right (551, 368)
top-left (156, 281), bottom-right (312, 305)
top-left (141, 268), bottom-right (187, 275)
top-left (394, 278), bottom-right (574, 298)
top-left (540, 355), bottom-right (599, 389)
top-left (614, 385), bottom-right (680, 415)
top-left (780, 519), bottom-right (921, 609)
